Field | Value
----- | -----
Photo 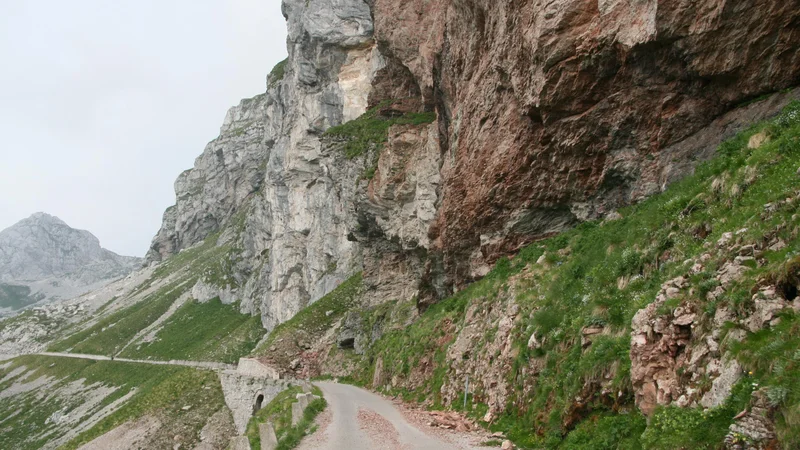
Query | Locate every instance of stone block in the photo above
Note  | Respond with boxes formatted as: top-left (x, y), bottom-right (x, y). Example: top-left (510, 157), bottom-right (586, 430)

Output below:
top-left (237, 358), bottom-right (281, 380)
top-left (295, 393), bottom-right (309, 409)
top-left (291, 402), bottom-right (303, 426)
top-left (229, 436), bottom-right (251, 450)
top-left (259, 422), bottom-right (278, 450)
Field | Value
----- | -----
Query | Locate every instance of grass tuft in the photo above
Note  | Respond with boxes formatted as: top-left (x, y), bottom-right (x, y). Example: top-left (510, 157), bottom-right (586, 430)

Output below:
top-left (323, 101), bottom-right (436, 161)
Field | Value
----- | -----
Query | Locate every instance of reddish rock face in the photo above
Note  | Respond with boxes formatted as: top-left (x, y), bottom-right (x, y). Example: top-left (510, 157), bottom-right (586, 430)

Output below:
top-left (370, 0), bottom-right (800, 297)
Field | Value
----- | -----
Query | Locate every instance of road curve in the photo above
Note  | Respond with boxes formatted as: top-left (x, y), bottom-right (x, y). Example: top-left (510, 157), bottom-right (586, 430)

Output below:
top-left (299, 381), bottom-right (483, 450)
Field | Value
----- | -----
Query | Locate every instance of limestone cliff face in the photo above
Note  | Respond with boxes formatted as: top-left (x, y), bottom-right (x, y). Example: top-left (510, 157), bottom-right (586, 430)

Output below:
top-left (147, 0), bottom-right (800, 325)
top-left (146, 94), bottom-right (272, 262)
top-left (148, 0), bottom-right (384, 328)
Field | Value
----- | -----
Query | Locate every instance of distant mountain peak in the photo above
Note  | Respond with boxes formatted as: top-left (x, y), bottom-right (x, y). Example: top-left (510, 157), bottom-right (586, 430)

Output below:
top-left (25, 212), bottom-right (68, 225)
top-left (0, 213), bottom-right (142, 313)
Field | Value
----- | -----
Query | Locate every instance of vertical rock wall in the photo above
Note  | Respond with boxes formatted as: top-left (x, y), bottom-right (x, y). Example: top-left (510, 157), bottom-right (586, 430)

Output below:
top-left (148, 0), bottom-right (387, 328)
top-left (371, 0), bottom-right (800, 297)
top-left (147, 0), bottom-right (800, 327)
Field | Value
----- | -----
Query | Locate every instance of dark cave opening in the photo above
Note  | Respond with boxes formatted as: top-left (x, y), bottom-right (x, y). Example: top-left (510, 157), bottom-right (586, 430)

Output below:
top-left (253, 394), bottom-right (264, 415)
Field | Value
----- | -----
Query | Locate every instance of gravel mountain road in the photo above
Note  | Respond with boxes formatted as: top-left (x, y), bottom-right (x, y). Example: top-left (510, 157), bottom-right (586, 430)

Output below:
top-left (298, 381), bottom-right (494, 450)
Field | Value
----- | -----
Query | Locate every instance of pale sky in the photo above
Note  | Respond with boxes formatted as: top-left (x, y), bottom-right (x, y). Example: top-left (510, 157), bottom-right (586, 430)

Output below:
top-left (0, 0), bottom-right (287, 257)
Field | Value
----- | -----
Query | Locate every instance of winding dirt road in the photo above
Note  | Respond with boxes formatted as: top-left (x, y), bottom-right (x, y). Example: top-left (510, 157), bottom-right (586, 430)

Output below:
top-left (298, 381), bottom-right (493, 450)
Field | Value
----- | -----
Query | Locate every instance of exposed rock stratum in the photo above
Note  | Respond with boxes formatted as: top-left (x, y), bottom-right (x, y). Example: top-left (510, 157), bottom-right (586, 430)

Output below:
top-left (147, 0), bottom-right (800, 323)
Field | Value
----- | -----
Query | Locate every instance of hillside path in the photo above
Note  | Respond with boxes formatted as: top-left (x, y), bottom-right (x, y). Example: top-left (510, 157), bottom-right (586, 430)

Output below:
top-left (34, 352), bottom-right (235, 370)
top-left (298, 381), bottom-right (493, 450)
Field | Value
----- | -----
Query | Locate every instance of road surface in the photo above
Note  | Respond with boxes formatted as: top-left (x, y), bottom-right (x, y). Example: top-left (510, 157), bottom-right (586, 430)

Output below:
top-left (298, 381), bottom-right (490, 450)
top-left (30, 352), bottom-right (235, 370)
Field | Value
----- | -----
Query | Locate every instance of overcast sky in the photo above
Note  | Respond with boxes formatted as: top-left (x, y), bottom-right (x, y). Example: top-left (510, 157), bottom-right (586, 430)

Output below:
top-left (0, 0), bottom-right (287, 257)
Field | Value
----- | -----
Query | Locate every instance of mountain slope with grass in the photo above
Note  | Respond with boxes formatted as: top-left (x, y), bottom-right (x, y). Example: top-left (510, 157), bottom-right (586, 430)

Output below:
top-left (0, 355), bottom-right (233, 450)
top-left (2, 1), bottom-right (800, 449)
top-left (253, 101), bottom-right (800, 449)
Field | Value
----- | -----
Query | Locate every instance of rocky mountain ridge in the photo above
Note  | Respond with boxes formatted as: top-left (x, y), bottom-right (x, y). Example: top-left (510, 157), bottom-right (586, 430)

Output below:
top-left (147, 0), bottom-right (800, 326)
top-left (0, 212), bottom-right (141, 314)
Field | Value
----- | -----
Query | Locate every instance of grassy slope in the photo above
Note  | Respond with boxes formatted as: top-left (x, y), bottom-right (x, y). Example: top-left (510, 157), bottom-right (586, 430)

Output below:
top-left (268, 58), bottom-right (288, 88)
top-left (0, 355), bottom-right (226, 450)
top-left (47, 232), bottom-right (249, 358)
top-left (0, 283), bottom-right (39, 311)
top-left (47, 278), bottom-right (191, 355)
top-left (323, 101), bottom-right (436, 159)
top-left (372, 101), bottom-right (800, 448)
top-left (120, 297), bottom-right (265, 363)
top-left (276, 101), bottom-right (800, 448)
top-left (245, 385), bottom-right (326, 450)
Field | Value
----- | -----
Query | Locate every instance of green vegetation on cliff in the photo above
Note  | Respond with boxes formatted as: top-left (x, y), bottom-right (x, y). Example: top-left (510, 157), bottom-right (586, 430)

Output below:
top-left (252, 272), bottom-right (363, 361)
top-left (268, 58), bottom-right (288, 88)
top-left (120, 297), bottom-right (265, 363)
top-left (150, 231), bottom-right (242, 289)
top-left (294, 101), bottom-right (800, 448)
top-left (324, 101), bottom-right (436, 159)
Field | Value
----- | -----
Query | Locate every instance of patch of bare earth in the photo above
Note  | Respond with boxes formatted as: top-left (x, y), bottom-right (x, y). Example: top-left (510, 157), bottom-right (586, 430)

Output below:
top-left (357, 407), bottom-right (408, 450)
top-left (77, 415), bottom-right (162, 450)
top-left (296, 404), bottom-right (332, 449)
top-left (397, 402), bottom-right (499, 450)
top-left (194, 408), bottom-right (237, 450)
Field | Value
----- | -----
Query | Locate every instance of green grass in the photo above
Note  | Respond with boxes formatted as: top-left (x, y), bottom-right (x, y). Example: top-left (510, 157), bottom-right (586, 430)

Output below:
top-left (640, 370), bottom-right (756, 449)
top-left (120, 297), bottom-right (265, 363)
top-left (335, 100), bottom-right (800, 447)
top-left (0, 283), bottom-right (41, 310)
top-left (150, 231), bottom-right (242, 289)
top-left (323, 100), bottom-right (436, 160)
top-left (247, 386), bottom-right (302, 448)
top-left (49, 231), bottom-right (248, 357)
top-left (560, 412), bottom-right (647, 450)
top-left (268, 58), bottom-right (288, 88)
top-left (246, 385), bottom-right (326, 450)
top-left (729, 312), bottom-right (800, 445)
top-left (0, 355), bottom-right (225, 450)
top-left (48, 278), bottom-right (192, 356)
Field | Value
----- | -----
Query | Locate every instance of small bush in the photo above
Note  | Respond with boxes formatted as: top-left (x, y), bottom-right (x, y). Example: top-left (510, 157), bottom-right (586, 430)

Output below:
top-left (560, 412), bottom-right (646, 449)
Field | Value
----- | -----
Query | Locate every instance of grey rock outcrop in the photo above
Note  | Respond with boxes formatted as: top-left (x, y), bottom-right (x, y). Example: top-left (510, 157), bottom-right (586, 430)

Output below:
top-left (144, 0), bottom-right (800, 334)
top-left (219, 369), bottom-right (292, 434)
top-left (146, 0), bottom-right (391, 329)
top-left (0, 213), bottom-right (141, 313)
top-left (259, 422), bottom-right (278, 450)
